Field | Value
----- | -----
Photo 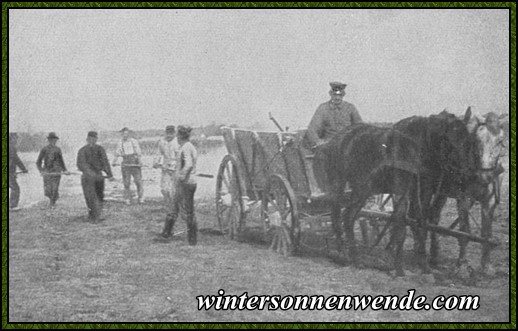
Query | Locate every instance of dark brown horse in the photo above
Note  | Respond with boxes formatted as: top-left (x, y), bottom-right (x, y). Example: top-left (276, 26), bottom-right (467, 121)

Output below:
top-left (396, 108), bottom-right (505, 273)
top-left (314, 123), bottom-right (422, 276)
top-left (315, 110), bottom-right (480, 276)
top-left (394, 108), bottom-right (481, 272)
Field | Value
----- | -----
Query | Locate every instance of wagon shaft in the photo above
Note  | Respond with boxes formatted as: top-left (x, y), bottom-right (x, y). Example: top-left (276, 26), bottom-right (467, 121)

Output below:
top-left (357, 208), bottom-right (392, 219)
top-left (425, 224), bottom-right (499, 248)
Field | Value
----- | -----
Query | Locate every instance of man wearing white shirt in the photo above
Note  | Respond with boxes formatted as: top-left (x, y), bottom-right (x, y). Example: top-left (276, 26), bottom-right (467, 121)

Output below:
top-left (159, 125), bottom-right (198, 245)
top-left (153, 125), bottom-right (179, 207)
top-left (112, 127), bottom-right (144, 205)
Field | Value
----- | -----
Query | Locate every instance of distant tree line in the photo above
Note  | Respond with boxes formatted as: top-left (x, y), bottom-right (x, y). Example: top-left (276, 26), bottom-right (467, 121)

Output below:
top-left (10, 118), bottom-right (509, 155)
top-left (12, 132), bottom-right (73, 153)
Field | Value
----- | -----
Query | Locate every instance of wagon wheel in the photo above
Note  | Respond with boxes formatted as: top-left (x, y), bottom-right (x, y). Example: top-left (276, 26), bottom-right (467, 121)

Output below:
top-left (216, 155), bottom-right (245, 240)
top-left (354, 195), bottom-right (401, 270)
top-left (357, 194), bottom-right (393, 248)
top-left (357, 215), bottom-right (391, 249)
top-left (262, 174), bottom-right (300, 256)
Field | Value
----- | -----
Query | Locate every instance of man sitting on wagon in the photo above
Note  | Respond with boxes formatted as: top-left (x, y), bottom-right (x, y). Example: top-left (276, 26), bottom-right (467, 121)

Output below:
top-left (304, 81), bottom-right (363, 195)
top-left (306, 81), bottom-right (363, 148)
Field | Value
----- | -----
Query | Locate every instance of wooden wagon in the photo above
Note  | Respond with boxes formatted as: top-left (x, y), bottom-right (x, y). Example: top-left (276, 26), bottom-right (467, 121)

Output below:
top-left (214, 126), bottom-right (499, 259)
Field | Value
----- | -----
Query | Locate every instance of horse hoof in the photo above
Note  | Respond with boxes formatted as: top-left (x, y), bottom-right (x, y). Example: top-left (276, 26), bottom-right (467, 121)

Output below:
top-left (456, 264), bottom-right (473, 280)
top-left (479, 264), bottom-right (496, 277)
top-left (421, 273), bottom-right (436, 284)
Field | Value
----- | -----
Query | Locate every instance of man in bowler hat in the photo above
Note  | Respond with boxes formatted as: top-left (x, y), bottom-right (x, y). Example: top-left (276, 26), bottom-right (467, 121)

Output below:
top-left (36, 132), bottom-right (69, 207)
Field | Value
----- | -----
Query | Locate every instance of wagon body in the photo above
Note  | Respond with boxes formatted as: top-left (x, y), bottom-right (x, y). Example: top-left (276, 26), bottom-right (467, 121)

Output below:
top-left (221, 127), bottom-right (313, 201)
top-left (215, 126), bottom-right (359, 255)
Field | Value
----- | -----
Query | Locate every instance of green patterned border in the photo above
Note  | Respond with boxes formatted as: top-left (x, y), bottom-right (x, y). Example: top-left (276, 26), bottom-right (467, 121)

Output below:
top-left (1, 1), bottom-right (515, 329)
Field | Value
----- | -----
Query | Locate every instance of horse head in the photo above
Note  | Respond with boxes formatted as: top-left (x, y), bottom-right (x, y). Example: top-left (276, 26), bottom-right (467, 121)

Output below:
top-left (463, 107), bottom-right (505, 184)
top-left (431, 109), bottom-right (478, 184)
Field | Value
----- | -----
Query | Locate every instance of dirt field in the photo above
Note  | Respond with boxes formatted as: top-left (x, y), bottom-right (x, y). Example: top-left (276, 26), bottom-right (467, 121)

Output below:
top-left (7, 152), bottom-right (511, 323)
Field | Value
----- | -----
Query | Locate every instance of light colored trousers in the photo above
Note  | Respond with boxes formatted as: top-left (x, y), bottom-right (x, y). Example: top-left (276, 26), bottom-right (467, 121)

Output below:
top-left (161, 169), bottom-right (176, 206)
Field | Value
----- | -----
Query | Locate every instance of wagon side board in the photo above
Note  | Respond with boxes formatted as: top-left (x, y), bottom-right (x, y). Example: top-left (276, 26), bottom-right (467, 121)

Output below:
top-left (222, 127), bottom-right (313, 201)
top-left (221, 128), bottom-right (250, 200)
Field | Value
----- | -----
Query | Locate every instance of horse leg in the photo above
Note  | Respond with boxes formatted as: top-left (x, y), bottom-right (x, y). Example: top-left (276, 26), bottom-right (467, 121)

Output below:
top-left (342, 190), bottom-right (370, 265)
top-left (481, 184), bottom-right (497, 274)
top-left (408, 195), bottom-right (429, 271)
top-left (391, 192), bottom-right (409, 277)
top-left (456, 194), bottom-right (474, 265)
top-left (331, 200), bottom-right (344, 254)
top-left (429, 195), bottom-right (448, 268)
top-left (330, 183), bottom-right (346, 255)
top-left (409, 178), bottom-right (434, 272)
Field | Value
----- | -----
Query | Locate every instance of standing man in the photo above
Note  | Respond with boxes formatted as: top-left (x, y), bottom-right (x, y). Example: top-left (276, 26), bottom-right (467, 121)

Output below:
top-left (9, 133), bottom-right (28, 210)
top-left (159, 126), bottom-right (198, 246)
top-left (77, 131), bottom-right (113, 222)
top-left (153, 125), bottom-right (179, 207)
top-left (36, 132), bottom-right (69, 207)
top-left (112, 127), bottom-right (144, 205)
top-left (306, 81), bottom-right (363, 148)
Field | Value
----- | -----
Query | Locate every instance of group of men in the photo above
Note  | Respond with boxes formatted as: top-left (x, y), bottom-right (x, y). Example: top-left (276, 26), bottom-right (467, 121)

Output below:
top-left (9, 81), bottom-right (381, 247)
top-left (9, 125), bottom-right (199, 246)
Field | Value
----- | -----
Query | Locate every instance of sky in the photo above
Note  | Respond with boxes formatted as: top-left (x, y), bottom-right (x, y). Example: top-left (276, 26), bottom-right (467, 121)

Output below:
top-left (9, 9), bottom-right (509, 135)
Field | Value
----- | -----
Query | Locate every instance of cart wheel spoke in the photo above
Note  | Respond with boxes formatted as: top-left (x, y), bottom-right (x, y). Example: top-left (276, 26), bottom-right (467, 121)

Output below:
top-left (263, 174), bottom-right (300, 256)
top-left (281, 209), bottom-right (291, 221)
top-left (269, 198), bottom-right (281, 213)
top-left (222, 173), bottom-right (230, 190)
top-left (216, 155), bottom-right (245, 240)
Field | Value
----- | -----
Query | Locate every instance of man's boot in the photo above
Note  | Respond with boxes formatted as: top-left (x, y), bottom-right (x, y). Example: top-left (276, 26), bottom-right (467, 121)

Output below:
top-left (161, 214), bottom-right (176, 239)
top-left (187, 221), bottom-right (198, 246)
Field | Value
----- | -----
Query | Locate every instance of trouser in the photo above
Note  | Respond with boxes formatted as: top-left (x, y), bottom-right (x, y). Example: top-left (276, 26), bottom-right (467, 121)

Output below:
top-left (162, 181), bottom-right (198, 245)
top-left (43, 174), bottom-right (61, 205)
top-left (122, 166), bottom-right (143, 200)
top-left (160, 169), bottom-right (176, 207)
top-left (9, 174), bottom-right (20, 208)
top-left (81, 175), bottom-right (105, 220)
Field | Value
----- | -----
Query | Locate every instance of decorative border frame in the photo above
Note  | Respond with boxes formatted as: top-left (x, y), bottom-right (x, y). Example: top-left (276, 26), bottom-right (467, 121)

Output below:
top-left (1, 2), bottom-right (515, 329)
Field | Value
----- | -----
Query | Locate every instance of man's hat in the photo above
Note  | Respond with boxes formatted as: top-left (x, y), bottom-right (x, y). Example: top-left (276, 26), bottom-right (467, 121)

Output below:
top-left (329, 81), bottom-right (347, 95)
top-left (165, 125), bottom-right (175, 134)
top-left (87, 131), bottom-right (98, 138)
top-left (47, 132), bottom-right (59, 140)
top-left (177, 125), bottom-right (192, 139)
top-left (120, 127), bottom-right (130, 132)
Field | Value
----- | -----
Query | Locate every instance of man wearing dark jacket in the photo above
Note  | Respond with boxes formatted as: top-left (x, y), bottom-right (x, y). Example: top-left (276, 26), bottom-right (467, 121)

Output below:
top-left (77, 131), bottom-right (113, 221)
top-left (9, 133), bottom-right (28, 210)
top-left (36, 132), bottom-right (69, 207)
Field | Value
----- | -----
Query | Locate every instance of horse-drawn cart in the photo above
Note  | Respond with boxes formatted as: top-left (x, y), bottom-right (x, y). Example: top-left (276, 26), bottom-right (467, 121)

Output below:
top-left (215, 126), bottom-right (397, 256)
top-left (214, 125), bottom-right (499, 267)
